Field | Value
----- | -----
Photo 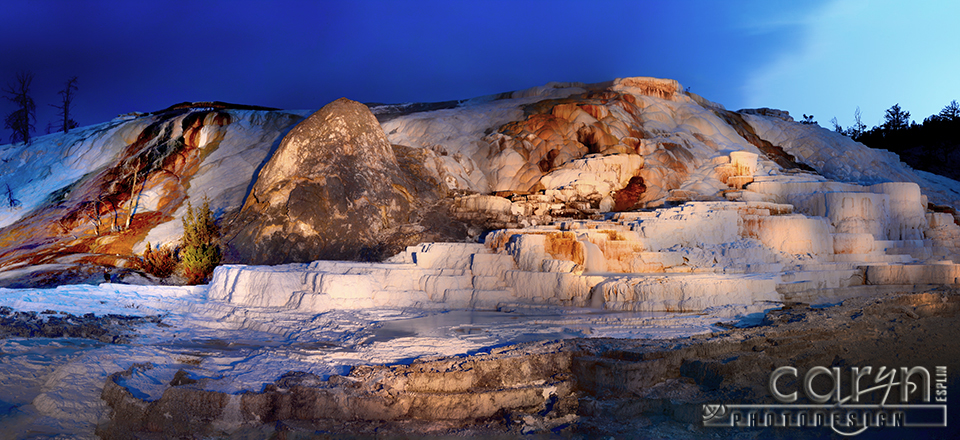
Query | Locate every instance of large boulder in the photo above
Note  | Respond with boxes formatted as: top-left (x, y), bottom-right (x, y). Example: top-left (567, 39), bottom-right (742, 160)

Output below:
top-left (226, 98), bottom-right (444, 264)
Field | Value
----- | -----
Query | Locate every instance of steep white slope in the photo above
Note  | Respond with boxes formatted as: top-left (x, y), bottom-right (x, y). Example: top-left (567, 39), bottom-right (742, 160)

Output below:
top-left (0, 120), bottom-right (132, 229)
top-left (0, 109), bottom-right (307, 263)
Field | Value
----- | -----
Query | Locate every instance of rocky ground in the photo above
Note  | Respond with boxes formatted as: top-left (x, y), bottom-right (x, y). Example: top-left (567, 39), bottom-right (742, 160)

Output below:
top-left (85, 287), bottom-right (960, 439)
top-left (572, 287), bottom-right (960, 439)
top-left (0, 306), bottom-right (165, 343)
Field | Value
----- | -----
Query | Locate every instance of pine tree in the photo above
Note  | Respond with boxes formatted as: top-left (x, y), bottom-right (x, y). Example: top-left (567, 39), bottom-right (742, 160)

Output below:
top-left (179, 198), bottom-right (221, 284)
top-left (882, 103), bottom-right (911, 131)
top-left (939, 100), bottom-right (960, 121)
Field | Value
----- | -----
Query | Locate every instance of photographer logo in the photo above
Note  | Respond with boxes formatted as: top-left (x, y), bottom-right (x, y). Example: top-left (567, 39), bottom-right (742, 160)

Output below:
top-left (703, 365), bottom-right (947, 436)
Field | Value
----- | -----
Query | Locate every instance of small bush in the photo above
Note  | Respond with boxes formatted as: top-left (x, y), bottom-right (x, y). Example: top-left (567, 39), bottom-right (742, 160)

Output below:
top-left (139, 242), bottom-right (177, 278)
top-left (180, 198), bottom-right (221, 284)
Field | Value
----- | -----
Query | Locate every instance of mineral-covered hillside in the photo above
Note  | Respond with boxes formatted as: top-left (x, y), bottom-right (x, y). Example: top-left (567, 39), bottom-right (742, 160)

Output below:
top-left (2, 76), bottom-right (959, 288)
top-left (0, 103), bottom-right (308, 286)
top-left (4, 77), bottom-right (960, 438)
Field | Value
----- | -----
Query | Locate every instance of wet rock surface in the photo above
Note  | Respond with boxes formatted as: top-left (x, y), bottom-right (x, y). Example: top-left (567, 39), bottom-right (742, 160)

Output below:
top-left (0, 306), bottom-right (165, 343)
top-left (97, 289), bottom-right (960, 438)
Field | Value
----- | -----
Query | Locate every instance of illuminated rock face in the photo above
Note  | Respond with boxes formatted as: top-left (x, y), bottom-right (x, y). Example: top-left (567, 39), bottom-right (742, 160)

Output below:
top-left (227, 98), bottom-right (446, 264)
top-left (478, 93), bottom-right (646, 193)
top-left (379, 77), bottom-right (749, 208)
top-left (380, 76), bottom-right (960, 211)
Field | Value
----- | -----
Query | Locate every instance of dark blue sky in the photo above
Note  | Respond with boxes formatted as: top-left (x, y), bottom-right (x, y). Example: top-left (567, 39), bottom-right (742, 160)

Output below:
top-left (2, 0), bottom-right (957, 142)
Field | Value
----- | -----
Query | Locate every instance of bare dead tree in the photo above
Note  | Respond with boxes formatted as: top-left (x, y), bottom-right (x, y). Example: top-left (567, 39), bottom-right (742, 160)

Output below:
top-left (50, 76), bottom-right (79, 133)
top-left (124, 158), bottom-right (142, 230)
top-left (84, 196), bottom-right (105, 237)
top-left (851, 107), bottom-right (867, 139)
top-left (94, 194), bottom-right (103, 236)
top-left (5, 183), bottom-right (21, 208)
top-left (3, 71), bottom-right (36, 144)
top-left (108, 198), bottom-right (120, 232)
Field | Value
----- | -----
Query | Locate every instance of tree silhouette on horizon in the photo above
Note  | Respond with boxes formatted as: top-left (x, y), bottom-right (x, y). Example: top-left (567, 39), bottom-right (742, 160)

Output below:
top-left (882, 103), bottom-right (911, 131)
top-left (3, 71), bottom-right (36, 144)
top-left (841, 100), bottom-right (960, 184)
top-left (51, 76), bottom-right (79, 133)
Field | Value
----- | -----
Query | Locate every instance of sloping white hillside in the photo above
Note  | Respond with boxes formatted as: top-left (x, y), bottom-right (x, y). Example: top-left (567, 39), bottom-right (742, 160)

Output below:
top-left (0, 120), bottom-right (130, 229)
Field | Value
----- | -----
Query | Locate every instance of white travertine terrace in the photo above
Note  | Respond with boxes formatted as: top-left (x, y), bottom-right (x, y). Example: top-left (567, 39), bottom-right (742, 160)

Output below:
top-left (208, 77), bottom-right (960, 313)
top-left (210, 155), bottom-right (960, 313)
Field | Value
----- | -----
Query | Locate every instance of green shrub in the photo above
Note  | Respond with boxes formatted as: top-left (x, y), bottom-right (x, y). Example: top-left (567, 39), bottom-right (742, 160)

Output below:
top-left (139, 242), bottom-right (177, 278)
top-left (180, 198), bottom-right (221, 284)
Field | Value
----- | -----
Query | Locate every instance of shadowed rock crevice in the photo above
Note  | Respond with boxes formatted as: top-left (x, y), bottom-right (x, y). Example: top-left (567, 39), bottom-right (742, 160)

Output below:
top-left (613, 175), bottom-right (646, 211)
top-left (716, 109), bottom-right (816, 172)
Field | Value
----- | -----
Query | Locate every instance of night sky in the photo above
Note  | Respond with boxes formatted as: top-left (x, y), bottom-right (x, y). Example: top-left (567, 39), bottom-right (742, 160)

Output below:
top-left (2, 0), bottom-right (958, 142)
